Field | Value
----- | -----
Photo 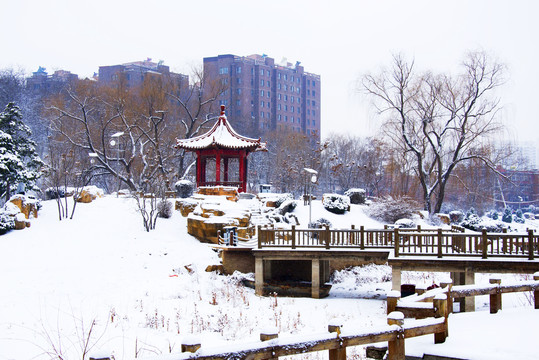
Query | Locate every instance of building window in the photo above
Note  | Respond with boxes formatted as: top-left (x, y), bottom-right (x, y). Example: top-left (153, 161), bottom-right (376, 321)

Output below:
top-left (261, 101), bottom-right (264, 107)
top-left (278, 83), bottom-right (281, 90)
top-left (267, 112), bottom-right (270, 118)
top-left (221, 78), bottom-right (228, 85)
top-left (296, 88), bottom-right (300, 94)
top-left (297, 107), bottom-right (300, 113)
top-left (266, 70), bottom-right (270, 76)
top-left (267, 102), bottom-right (270, 108)
top-left (267, 91), bottom-right (270, 98)
top-left (278, 114), bottom-right (281, 121)
top-left (278, 104), bottom-right (281, 110)
top-left (267, 80), bottom-right (270, 87)
top-left (219, 100), bottom-right (228, 105)
top-left (291, 116), bottom-right (294, 122)
top-left (278, 94), bottom-right (281, 100)
top-left (291, 76), bottom-right (294, 82)
top-left (291, 106), bottom-right (294, 112)
top-left (307, 109), bottom-right (310, 115)
top-left (285, 95), bottom-right (288, 101)
top-left (285, 105), bottom-right (288, 111)
top-left (236, 88), bottom-right (242, 95)
top-left (312, 81), bottom-right (316, 87)
top-left (307, 90), bottom-right (310, 96)
top-left (236, 66), bottom-right (242, 73)
top-left (236, 99), bottom-right (241, 106)
top-left (237, 78), bottom-right (241, 84)
top-left (291, 96), bottom-right (294, 103)
top-left (284, 74), bottom-right (288, 81)
top-left (297, 78), bottom-right (300, 84)
top-left (260, 111), bottom-right (264, 118)
top-left (312, 100), bottom-right (316, 106)
top-left (307, 79), bottom-right (310, 86)
top-left (291, 86), bottom-right (294, 92)
top-left (297, 97), bottom-right (300, 104)
top-left (219, 67), bottom-right (229, 74)
top-left (284, 84), bottom-right (287, 91)
top-left (285, 115), bottom-right (288, 122)
top-left (261, 79), bottom-right (264, 86)
top-left (260, 69), bottom-right (264, 76)
top-left (312, 90), bottom-right (316, 96)
top-left (278, 73), bottom-right (281, 80)
top-left (261, 90), bottom-right (264, 97)
top-left (312, 110), bottom-right (316, 116)
top-left (312, 120), bottom-right (316, 126)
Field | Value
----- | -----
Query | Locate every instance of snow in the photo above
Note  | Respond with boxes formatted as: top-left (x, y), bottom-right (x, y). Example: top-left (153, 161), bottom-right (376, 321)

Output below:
top-left (0, 195), bottom-right (537, 359)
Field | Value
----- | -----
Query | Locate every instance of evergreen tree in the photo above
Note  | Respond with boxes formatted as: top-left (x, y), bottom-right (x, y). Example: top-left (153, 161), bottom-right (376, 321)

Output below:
top-left (0, 102), bottom-right (43, 201)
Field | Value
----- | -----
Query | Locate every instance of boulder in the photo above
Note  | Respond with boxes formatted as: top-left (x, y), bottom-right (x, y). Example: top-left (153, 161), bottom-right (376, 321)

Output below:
top-left (436, 213), bottom-right (451, 225)
top-left (205, 264), bottom-right (225, 274)
top-left (9, 195), bottom-right (39, 219)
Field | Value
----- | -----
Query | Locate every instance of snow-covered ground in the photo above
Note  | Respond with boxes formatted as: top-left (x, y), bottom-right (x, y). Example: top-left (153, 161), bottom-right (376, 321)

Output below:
top-left (0, 196), bottom-right (537, 360)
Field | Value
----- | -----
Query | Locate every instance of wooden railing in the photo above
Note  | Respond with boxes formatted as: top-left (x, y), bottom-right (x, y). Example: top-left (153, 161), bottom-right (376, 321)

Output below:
top-left (257, 226), bottom-right (539, 259)
top-left (389, 273), bottom-right (539, 317)
top-left (165, 309), bottom-right (448, 360)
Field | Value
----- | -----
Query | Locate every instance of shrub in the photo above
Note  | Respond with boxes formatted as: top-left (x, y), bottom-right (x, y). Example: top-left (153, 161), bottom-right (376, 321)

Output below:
top-left (308, 217), bottom-right (332, 229)
top-left (274, 193), bottom-right (293, 208)
top-left (395, 218), bottom-right (415, 228)
top-left (174, 180), bottom-right (194, 198)
top-left (0, 211), bottom-right (15, 234)
top-left (367, 196), bottom-right (419, 223)
top-left (157, 199), bottom-right (173, 218)
top-left (501, 207), bottom-right (512, 223)
top-left (322, 194), bottom-right (350, 214)
top-left (449, 210), bottom-right (464, 223)
top-left (344, 188), bottom-right (366, 204)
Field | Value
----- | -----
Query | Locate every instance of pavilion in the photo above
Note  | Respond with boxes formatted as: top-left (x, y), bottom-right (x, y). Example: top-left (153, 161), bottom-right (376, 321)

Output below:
top-left (175, 105), bottom-right (266, 193)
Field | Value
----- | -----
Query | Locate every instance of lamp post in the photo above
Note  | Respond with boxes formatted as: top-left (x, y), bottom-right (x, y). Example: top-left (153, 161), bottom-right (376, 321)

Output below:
top-left (303, 168), bottom-right (318, 225)
top-left (110, 131), bottom-right (124, 197)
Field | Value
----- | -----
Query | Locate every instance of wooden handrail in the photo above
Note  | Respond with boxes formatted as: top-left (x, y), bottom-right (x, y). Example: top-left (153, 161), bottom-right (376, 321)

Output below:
top-left (257, 227), bottom-right (539, 259)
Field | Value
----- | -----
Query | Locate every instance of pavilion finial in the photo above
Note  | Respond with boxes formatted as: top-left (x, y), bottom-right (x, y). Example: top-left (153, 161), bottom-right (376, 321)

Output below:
top-left (220, 104), bottom-right (226, 116)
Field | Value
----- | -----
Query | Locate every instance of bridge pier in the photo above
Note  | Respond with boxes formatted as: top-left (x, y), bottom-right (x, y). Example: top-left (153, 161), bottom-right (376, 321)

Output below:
top-left (451, 268), bottom-right (475, 312)
top-left (312, 259), bottom-right (321, 299)
top-left (392, 266), bottom-right (402, 291)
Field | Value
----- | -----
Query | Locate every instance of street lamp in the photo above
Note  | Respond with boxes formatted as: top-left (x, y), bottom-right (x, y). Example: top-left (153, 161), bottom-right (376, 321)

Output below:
top-left (303, 168), bottom-right (318, 225)
top-left (110, 132), bottom-right (124, 196)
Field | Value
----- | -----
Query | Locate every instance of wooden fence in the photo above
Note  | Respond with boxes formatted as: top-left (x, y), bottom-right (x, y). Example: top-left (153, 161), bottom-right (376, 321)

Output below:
top-left (257, 226), bottom-right (539, 259)
top-left (168, 307), bottom-right (447, 360)
top-left (388, 273), bottom-right (539, 317)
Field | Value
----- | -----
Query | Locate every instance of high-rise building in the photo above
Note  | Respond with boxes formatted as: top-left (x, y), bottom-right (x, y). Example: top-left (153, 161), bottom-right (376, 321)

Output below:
top-left (98, 58), bottom-right (188, 88)
top-left (203, 54), bottom-right (321, 141)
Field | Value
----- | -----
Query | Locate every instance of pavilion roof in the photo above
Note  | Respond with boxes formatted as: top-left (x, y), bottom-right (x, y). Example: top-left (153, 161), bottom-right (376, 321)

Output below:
top-left (175, 105), bottom-right (267, 152)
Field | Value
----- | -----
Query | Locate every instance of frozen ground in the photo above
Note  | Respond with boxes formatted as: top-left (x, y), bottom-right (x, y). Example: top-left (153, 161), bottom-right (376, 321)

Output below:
top-left (0, 195), bottom-right (537, 360)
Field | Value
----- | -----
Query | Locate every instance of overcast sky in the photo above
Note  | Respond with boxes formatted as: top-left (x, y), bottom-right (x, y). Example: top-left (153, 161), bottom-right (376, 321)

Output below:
top-left (2, 0), bottom-right (538, 143)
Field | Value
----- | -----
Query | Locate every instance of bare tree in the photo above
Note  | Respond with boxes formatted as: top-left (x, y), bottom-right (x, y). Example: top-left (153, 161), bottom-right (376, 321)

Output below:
top-left (362, 51), bottom-right (506, 213)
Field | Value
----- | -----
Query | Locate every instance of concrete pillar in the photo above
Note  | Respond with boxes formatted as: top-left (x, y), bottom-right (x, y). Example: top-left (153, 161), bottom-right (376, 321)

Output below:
top-left (312, 259), bottom-right (320, 299)
top-left (464, 267), bottom-right (475, 312)
top-left (264, 260), bottom-right (272, 281)
top-left (450, 271), bottom-right (465, 312)
top-left (392, 267), bottom-right (401, 291)
top-left (255, 257), bottom-right (264, 296)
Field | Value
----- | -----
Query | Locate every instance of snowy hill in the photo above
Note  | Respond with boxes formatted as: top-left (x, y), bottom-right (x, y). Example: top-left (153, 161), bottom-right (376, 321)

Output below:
top-left (0, 196), bottom-right (537, 360)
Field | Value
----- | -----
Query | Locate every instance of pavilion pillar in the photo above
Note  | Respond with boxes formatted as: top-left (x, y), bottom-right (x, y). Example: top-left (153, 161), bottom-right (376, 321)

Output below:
top-left (215, 152), bottom-right (221, 185)
top-left (200, 157), bottom-right (206, 186)
top-left (223, 157), bottom-right (229, 183)
top-left (243, 156), bottom-right (248, 192)
top-left (195, 153), bottom-right (202, 187)
top-left (238, 152), bottom-right (245, 192)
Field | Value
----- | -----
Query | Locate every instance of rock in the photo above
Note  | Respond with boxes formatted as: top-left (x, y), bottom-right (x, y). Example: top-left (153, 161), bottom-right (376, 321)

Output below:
top-left (436, 213), bottom-right (451, 225)
top-left (205, 264), bottom-right (225, 274)
top-left (9, 195), bottom-right (39, 219)
top-left (176, 199), bottom-right (198, 217)
top-left (76, 189), bottom-right (95, 203)
top-left (14, 213), bottom-right (28, 230)
top-left (345, 188), bottom-right (366, 204)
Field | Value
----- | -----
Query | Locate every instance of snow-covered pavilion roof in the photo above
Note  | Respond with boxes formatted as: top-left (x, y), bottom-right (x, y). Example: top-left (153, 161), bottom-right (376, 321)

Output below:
top-left (175, 105), bottom-right (267, 152)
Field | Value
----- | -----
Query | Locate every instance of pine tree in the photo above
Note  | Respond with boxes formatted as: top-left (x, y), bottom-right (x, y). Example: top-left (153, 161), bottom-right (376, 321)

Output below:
top-left (0, 102), bottom-right (43, 201)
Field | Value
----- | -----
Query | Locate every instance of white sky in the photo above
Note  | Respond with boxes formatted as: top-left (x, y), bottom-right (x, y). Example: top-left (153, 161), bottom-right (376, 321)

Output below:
top-left (2, 0), bottom-right (538, 142)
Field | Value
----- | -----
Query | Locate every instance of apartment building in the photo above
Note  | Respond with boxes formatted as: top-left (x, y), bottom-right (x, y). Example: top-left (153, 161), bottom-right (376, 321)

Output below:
top-left (203, 54), bottom-right (321, 141)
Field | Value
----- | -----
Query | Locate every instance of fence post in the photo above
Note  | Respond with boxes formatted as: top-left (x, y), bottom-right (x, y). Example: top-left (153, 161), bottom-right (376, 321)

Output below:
top-left (387, 290), bottom-right (401, 314)
top-left (260, 328), bottom-right (279, 359)
top-left (433, 294), bottom-right (448, 343)
top-left (181, 336), bottom-right (201, 353)
top-left (437, 228), bottom-right (443, 258)
top-left (481, 228), bottom-right (488, 259)
top-left (528, 229), bottom-right (535, 260)
top-left (325, 225), bottom-right (330, 249)
top-left (258, 225), bottom-right (262, 249)
top-left (387, 312), bottom-right (405, 360)
top-left (489, 277), bottom-right (502, 314)
top-left (417, 225), bottom-right (421, 233)
top-left (394, 228), bottom-right (400, 257)
top-left (534, 272), bottom-right (539, 310)
top-left (440, 280), bottom-right (453, 314)
top-left (360, 225), bottom-right (365, 249)
top-left (291, 225), bottom-right (296, 249)
top-left (328, 320), bottom-right (346, 360)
